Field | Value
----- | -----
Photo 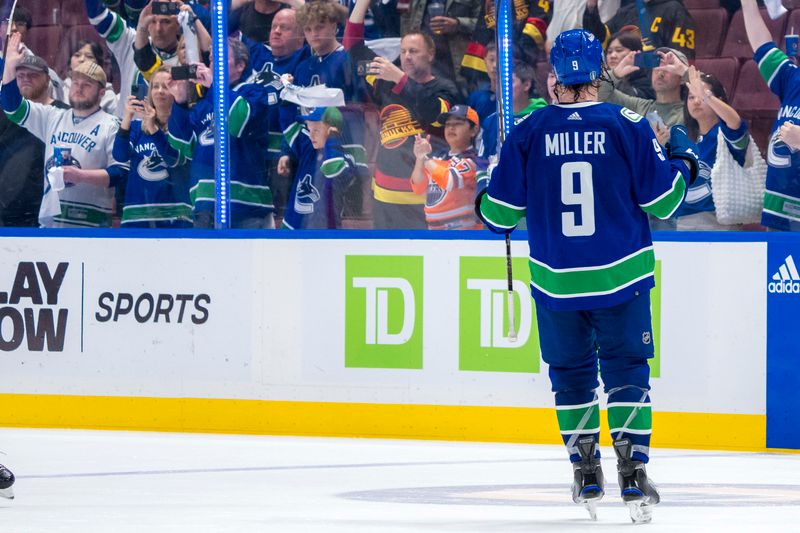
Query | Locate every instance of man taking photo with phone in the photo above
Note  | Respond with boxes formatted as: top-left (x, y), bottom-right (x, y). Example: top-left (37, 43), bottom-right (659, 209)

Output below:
top-left (84, 0), bottom-right (182, 116)
top-left (345, 0), bottom-right (460, 229)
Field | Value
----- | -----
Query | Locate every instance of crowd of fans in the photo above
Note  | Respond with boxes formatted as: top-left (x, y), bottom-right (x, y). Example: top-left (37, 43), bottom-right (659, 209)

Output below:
top-left (0, 0), bottom-right (796, 231)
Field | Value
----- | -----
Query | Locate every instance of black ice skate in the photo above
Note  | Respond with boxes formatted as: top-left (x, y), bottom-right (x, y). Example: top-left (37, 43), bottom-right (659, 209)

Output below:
top-left (0, 463), bottom-right (14, 500)
top-left (571, 436), bottom-right (604, 521)
top-left (613, 438), bottom-right (659, 524)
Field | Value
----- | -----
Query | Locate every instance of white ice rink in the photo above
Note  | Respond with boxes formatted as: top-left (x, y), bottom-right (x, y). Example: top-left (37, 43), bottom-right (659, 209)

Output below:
top-left (0, 428), bottom-right (798, 532)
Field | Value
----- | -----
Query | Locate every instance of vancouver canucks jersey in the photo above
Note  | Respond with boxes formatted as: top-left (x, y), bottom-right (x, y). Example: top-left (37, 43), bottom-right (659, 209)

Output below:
top-left (293, 47), bottom-right (360, 102)
top-left (754, 43), bottom-right (800, 230)
top-left (282, 128), bottom-right (357, 229)
top-left (245, 40), bottom-right (311, 160)
top-left (1, 80), bottom-right (128, 228)
top-left (168, 82), bottom-right (277, 222)
top-left (675, 121), bottom-right (748, 218)
top-left (479, 102), bottom-right (690, 311)
top-left (113, 120), bottom-right (192, 228)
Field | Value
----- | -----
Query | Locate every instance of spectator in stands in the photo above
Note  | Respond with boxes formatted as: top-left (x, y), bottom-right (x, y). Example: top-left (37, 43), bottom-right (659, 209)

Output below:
top-left (411, 105), bottom-right (483, 229)
top-left (230, 0), bottom-right (305, 43)
top-left (467, 41), bottom-right (497, 124)
top-left (605, 28), bottom-right (654, 100)
top-left (2, 34), bottom-right (129, 228)
top-left (742, 0), bottom-right (800, 231)
top-left (346, 0), bottom-right (460, 229)
top-left (167, 38), bottom-right (277, 229)
top-left (599, 48), bottom-right (689, 130)
top-left (122, 0), bottom-right (212, 30)
top-left (10, 6), bottom-right (31, 42)
top-left (479, 60), bottom-right (547, 160)
top-left (400, 0), bottom-right (482, 87)
top-left (114, 67), bottom-right (192, 228)
top-left (59, 40), bottom-right (119, 115)
top-left (293, 1), bottom-right (352, 96)
top-left (7, 6), bottom-right (67, 104)
top-left (460, 0), bottom-right (550, 90)
top-left (289, 0), bottom-right (369, 221)
top-left (85, 0), bottom-right (182, 116)
top-left (135, 3), bottom-right (212, 77)
top-left (247, 8), bottom-right (310, 220)
top-left (583, 0), bottom-right (695, 60)
top-left (133, 1), bottom-right (183, 78)
top-left (675, 67), bottom-right (749, 230)
top-left (0, 55), bottom-right (70, 227)
top-left (281, 106), bottom-right (358, 229)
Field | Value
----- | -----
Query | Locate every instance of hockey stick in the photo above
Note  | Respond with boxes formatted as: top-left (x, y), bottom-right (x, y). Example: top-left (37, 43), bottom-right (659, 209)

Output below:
top-left (496, 0), bottom-right (517, 342)
top-left (505, 234), bottom-right (517, 341)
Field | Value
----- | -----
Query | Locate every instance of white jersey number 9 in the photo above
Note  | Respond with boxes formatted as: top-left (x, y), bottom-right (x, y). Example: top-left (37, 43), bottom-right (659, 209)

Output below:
top-left (560, 161), bottom-right (595, 237)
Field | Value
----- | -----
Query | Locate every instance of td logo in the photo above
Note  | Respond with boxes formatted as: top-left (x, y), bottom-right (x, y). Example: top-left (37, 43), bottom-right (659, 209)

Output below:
top-left (345, 256), bottom-right (423, 369)
top-left (459, 257), bottom-right (540, 373)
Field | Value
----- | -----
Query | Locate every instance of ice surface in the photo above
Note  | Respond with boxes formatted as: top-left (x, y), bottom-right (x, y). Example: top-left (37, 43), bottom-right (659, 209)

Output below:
top-left (0, 428), bottom-right (798, 532)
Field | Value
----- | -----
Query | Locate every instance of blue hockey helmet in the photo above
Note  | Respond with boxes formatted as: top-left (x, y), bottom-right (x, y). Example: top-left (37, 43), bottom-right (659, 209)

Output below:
top-left (550, 29), bottom-right (604, 85)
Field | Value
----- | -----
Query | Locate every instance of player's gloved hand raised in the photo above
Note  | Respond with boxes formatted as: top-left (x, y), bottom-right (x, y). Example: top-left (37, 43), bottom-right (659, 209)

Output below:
top-left (666, 125), bottom-right (700, 185)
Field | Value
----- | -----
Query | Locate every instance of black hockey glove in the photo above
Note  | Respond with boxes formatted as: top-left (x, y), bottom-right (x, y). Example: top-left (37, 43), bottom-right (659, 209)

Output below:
top-left (666, 125), bottom-right (700, 185)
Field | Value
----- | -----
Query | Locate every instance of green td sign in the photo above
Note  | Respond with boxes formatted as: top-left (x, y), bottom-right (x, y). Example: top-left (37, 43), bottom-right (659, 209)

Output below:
top-left (345, 255), bottom-right (423, 369)
top-left (459, 256), bottom-right (540, 373)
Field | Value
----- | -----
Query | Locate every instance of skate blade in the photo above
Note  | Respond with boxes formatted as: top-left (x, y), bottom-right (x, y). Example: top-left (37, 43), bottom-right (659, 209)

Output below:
top-left (584, 501), bottom-right (598, 521)
top-left (626, 501), bottom-right (652, 524)
top-left (0, 487), bottom-right (14, 500)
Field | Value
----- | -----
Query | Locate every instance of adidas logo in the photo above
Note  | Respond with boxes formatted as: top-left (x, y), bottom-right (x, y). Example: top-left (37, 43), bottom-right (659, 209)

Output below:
top-left (768, 255), bottom-right (800, 294)
top-left (567, 112), bottom-right (582, 120)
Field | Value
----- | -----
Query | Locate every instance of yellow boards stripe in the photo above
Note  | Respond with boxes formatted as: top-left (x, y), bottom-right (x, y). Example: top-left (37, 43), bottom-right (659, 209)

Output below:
top-left (0, 394), bottom-right (774, 452)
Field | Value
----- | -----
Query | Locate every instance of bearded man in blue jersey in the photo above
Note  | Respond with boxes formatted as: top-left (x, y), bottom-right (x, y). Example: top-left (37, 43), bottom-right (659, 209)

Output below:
top-left (476, 29), bottom-right (699, 523)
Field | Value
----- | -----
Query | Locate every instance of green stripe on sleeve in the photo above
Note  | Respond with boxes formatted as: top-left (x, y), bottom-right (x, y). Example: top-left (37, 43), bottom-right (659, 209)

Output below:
top-left (758, 47), bottom-right (789, 88)
top-left (229, 96), bottom-right (251, 138)
top-left (105, 12), bottom-right (127, 43)
top-left (480, 194), bottom-right (525, 229)
top-left (764, 191), bottom-right (800, 222)
top-left (168, 132), bottom-right (194, 160)
top-left (640, 172), bottom-right (686, 219)
top-left (5, 98), bottom-right (29, 125)
top-left (321, 157), bottom-right (346, 178)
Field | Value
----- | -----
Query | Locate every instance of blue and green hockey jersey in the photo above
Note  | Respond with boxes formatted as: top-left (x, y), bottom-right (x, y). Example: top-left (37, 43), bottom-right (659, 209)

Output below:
top-left (167, 82), bottom-right (278, 222)
top-left (479, 102), bottom-right (691, 311)
top-left (113, 120), bottom-right (192, 228)
top-left (754, 43), bottom-right (800, 230)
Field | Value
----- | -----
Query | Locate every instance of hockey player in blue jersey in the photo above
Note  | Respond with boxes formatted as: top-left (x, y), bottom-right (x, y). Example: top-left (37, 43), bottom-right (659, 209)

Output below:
top-left (477, 29), bottom-right (699, 523)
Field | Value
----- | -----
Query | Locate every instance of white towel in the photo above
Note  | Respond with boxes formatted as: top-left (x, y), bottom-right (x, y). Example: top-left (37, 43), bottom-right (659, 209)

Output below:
top-left (39, 168), bottom-right (64, 227)
top-left (764, 0), bottom-right (788, 20)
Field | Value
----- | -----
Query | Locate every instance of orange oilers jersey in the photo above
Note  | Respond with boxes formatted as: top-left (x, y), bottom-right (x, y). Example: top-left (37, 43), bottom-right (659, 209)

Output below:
top-left (412, 150), bottom-right (484, 230)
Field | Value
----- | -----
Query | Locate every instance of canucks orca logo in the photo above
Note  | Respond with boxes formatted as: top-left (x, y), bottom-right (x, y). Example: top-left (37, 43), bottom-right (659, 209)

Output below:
top-left (254, 62), bottom-right (283, 90)
top-left (768, 129), bottom-right (794, 168)
top-left (137, 151), bottom-right (169, 182)
top-left (293, 173), bottom-right (320, 215)
top-left (199, 124), bottom-right (215, 146)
